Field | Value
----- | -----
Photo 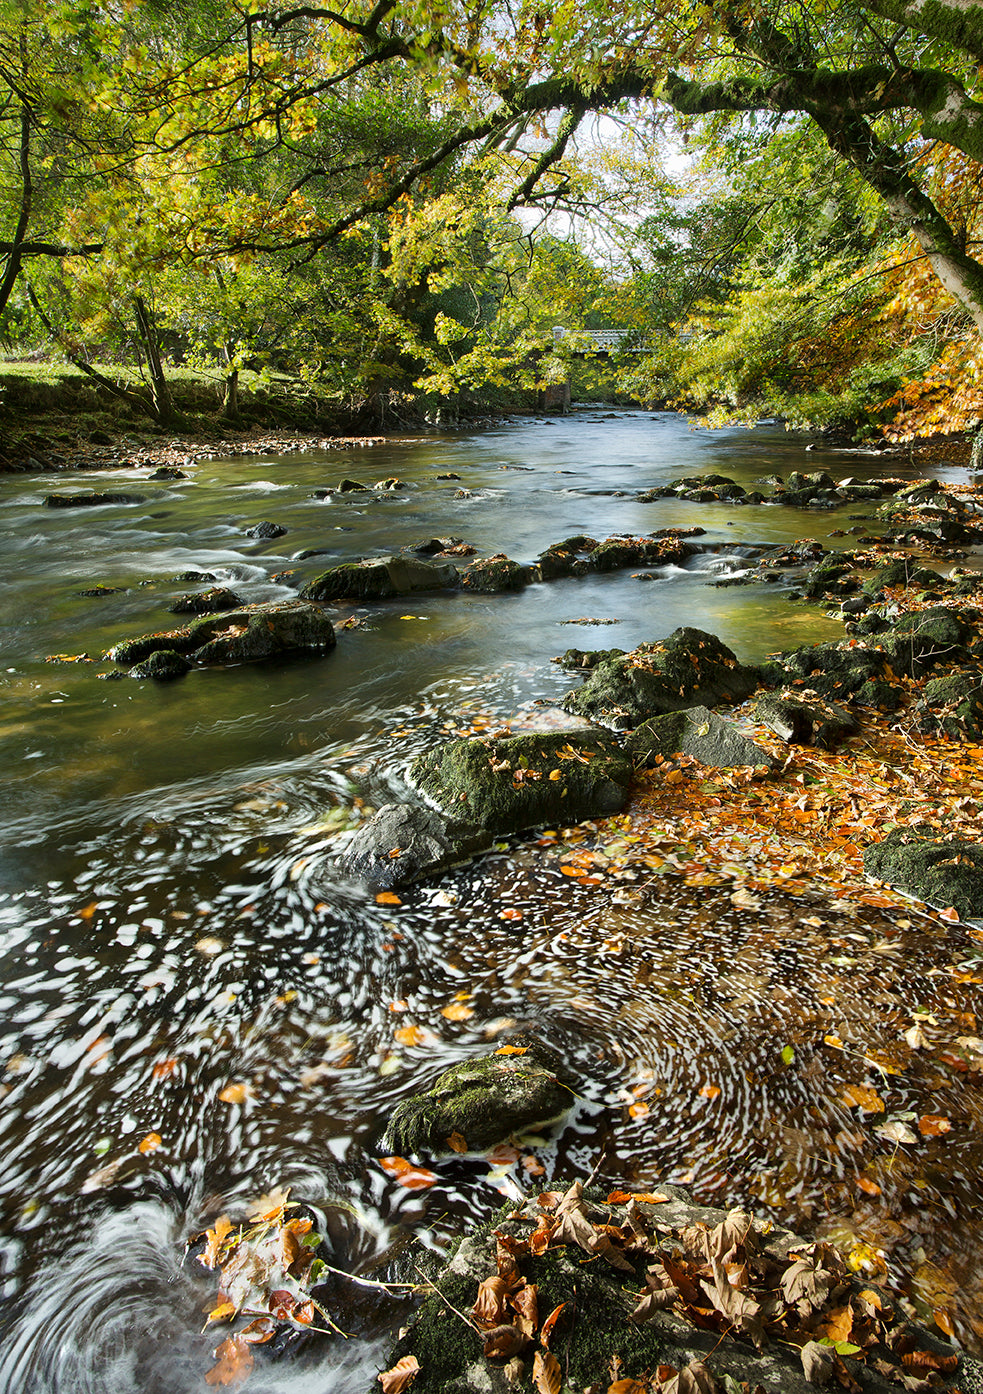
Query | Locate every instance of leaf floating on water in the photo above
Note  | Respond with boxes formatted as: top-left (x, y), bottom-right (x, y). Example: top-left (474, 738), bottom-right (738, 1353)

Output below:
top-left (917, 1114), bottom-right (951, 1137)
top-left (218, 1083), bottom-right (252, 1105)
top-left (138, 1131), bottom-right (162, 1154)
top-left (379, 1156), bottom-right (438, 1189)
top-left (205, 1335), bottom-right (254, 1387)
top-left (876, 1119), bottom-right (917, 1145)
top-left (377, 1355), bottom-right (421, 1392)
top-left (151, 1057), bottom-right (180, 1079)
top-left (842, 1083), bottom-right (885, 1114)
top-left (494, 1045), bottom-right (528, 1056)
top-left (244, 1186), bottom-right (292, 1221)
top-left (440, 999), bottom-right (474, 1021)
top-left (375, 892), bottom-right (402, 906)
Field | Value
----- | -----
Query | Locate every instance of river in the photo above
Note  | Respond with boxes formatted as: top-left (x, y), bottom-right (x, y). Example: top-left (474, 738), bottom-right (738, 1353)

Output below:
top-left (0, 410), bottom-right (979, 1389)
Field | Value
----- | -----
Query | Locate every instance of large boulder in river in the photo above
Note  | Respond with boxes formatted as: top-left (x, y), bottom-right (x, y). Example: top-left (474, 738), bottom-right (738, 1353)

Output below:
top-left (410, 730), bottom-right (632, 834)
top-left (44, 491), bottom-right (144, 508)
top-left (383, 1051), bottom-right (572, 1156)
top-left (301, 555), bottom-right (458, 601)
top-left (864, 826), bottom-right (983, 919)
top-left (561, 628), bottom-right (758, 730)
top-left (460, 555), bottom-right (530, 592)
top-left (107, 601), bottom-right (335, 670)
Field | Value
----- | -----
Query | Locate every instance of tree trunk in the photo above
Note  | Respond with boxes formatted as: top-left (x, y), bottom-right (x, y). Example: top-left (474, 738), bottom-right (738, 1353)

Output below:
top-left (133, 294), bottom-right (179, 426)
top-left (221, 364), bottom-right (239, 419)
top-left (0, 98), bottom-right (32, 323)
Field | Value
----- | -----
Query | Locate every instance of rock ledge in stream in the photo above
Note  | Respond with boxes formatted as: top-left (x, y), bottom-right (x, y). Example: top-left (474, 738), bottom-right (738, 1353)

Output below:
top-left (337, 803), bottom-right (492, 890)
top-left (863, 825), bottom-right (983, 919)
top-left (107, 600), bottom-right (336, 672)
top-left (383, 1050), bottom-right (572, 1156)
top-left (384, 1183), bottom-right (981, 1394)
top-left (561, 627), bottom-right (759, 730)
top-left (410, 730), bottom-right (632, 835)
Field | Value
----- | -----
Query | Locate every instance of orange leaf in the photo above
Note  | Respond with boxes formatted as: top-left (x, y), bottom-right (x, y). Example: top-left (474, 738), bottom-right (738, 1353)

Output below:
top-left (842, 1083), bottom-right (884, 1113)
top-left (934, 1308), bottom-right (956, 1337)
top-left (379, 1156), bottom-right (438, 1189)
top-left (499, 908), bottom-right (523, 920)
top-left (138, 1132), bottom-right (162, 1154)
top-left (394, 1024), bottom-right (426, 1046)
top-left (205, 1336), bottom-right (254, 1387)
top-left (446, 1131), bottom-right (468, 1153)
top-left (939, 906), bottom-right (960, 922)
top-left (375, 892), bottom-right (402, 906)
top-left (201, 1215), bottom-right (234, 1269)
top-left (218, 1083), bottom-right (251, 1105)
top-left (856, 1177), bottom-right (882, 1196)
top-left (539, 1302), bottom-right (567, 1349)
top-left (77, 901), bottom-right (99, 921)
top-left (628, 1101), bottom-right (649, 1118)
top-left (151, 1057), bottom-right (180, 1079)
top-left (699, 1084), bottom-right (721, 1100)
top-left (494, 1046), bottom-right (528, 1056)
top-left (440, 1001), bottom-right (474, 1021)
top-left (606, 1191), bottom-right (670, 1205)
top-left (918, 1114), bottom-right (951, 1136)
top-left (377, 1354), bottom-right (421, 1393)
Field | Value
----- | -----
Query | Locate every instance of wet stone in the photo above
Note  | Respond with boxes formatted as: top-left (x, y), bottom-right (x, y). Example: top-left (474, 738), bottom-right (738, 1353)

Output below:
top-left (44, 491), bottom-right (144, 508)
top-left (246, 520), bottom-right (288, 539)
top-left (168, 586), bottom-right (244, 615)
top-left (752, 692), bottom-right (857, 749)
top-left (864, 826), bottom-right (983, 920)
top-left (626, 705), bottom-right (774, 769)
top-left (127, 649), bottom-right (191, 681)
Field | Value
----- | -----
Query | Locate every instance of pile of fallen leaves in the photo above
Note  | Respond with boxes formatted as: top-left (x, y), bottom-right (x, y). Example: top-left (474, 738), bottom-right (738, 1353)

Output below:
top-left (188, 1189), bottom-right (340, 1385)
top-left (379, 1181), bottom-right (965, 1394)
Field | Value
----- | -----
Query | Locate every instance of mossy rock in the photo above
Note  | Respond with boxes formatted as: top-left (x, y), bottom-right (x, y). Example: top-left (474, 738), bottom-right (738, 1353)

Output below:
top-left (561, 628), bottom-right (758, 730)
top-left (767, 640), bottom-right (886, 701)
top-left (460, 556), bottom-right (529, 592)
top-left (753, 691), bottom-right (857, 749)
top-left (861, 560), bottom-right (941, 595)
top-left (916, 670), bottom-right (983, 739)
top-left (107, 601), bottom-right (336, 669)
top-left (383, 1052), bottom-right (572, 1156)
top-left (168, 586), bottom-right (243, 615)
top-left (553, 647), bottom-right (626, 671)
top-left (864, 826), bottom-right (983, 919)
top-left (127, 649), bottom-right (191, 680)
top-left (410, 731), bottom-right (631, 835)
top-left (877, 606), bottom-right (975, 676)
top-left (44, 491), bottom-right (145, 508)
top-left (301, 555), bottom-right (458, 602)
top-left (853, 678), bottom-right (905, 711)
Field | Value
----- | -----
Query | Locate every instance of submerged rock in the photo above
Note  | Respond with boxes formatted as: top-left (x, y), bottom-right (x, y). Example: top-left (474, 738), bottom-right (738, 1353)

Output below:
top-left (626, 705), bottom-right (774, 768)
top-left (864, 825), bottom-right (983, 919)
top-left (127, 649), bottom-right (191, 680)
top-left (917, 669), bottom-right (983, 739)
top-left (410, 730), bottom-right (632, 835)
top-left (383, 1051), bottom-right (572, 1156)
top-left (44, 491), bottom-right (144, 508)
top-left (561, 628), bottom-right (758, 730)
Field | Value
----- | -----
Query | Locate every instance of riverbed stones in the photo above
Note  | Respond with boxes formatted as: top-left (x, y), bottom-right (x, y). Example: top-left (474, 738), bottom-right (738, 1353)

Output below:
top-left (561, 628), bottom-right (759, 730)
top-left (878, 605), bottom-right (975, 676)
top-left (626, 705), bottom-right (774, 769)
top-left (410, 730), bottom-right (632, 835)
top-left (383, 1051), bottom-right (572, 1156)
top-left (106, 600), bottom-right (336, 670)
top-left (864, 826), bottom-right (983, 919)
top-left (301, 555), bottom-right (458, 601)
top-left (127, 648), bottom-right (192, 680)
top-left (862, 559), bottom-right (942, 595)
top-left (917, 669), bottom-right (983, 738)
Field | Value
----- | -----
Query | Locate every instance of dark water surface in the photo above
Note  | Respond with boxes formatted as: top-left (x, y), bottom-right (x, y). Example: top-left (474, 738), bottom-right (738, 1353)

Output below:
top-left (0, 412), bottom-right (980, 1389)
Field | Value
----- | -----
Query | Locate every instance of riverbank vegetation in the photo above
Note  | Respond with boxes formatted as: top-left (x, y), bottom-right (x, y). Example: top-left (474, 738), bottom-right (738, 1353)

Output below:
top-left (3, 0), bottom-right (983, 444)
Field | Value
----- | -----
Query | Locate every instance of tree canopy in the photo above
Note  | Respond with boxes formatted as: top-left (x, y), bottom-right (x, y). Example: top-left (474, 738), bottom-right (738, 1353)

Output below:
top-left (3, 0), bottom-right (983, 436)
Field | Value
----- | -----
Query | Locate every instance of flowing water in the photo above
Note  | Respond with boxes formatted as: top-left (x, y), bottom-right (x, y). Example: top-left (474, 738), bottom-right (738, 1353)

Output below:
top-left (0, 411), bottom-right (980, 1389)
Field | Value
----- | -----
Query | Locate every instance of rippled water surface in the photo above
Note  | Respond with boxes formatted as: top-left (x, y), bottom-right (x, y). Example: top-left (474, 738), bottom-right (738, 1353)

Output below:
top-left (0, 411), bottom-right (980, 1389)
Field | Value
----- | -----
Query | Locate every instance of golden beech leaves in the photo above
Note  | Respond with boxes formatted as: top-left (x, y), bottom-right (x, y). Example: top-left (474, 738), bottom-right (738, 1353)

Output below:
top-left (377, 1355), bottom-right (421, 1393)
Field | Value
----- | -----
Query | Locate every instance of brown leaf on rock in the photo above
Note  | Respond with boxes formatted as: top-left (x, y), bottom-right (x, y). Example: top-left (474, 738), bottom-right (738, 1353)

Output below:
top-left (471, 1276), bottom-right (510, 1329)
top-left (533, 1349), bottom-right (562, 1394)
top-left (631, 1263), bottom-right (681, 1323)
top-left (482, 1324), bottom-right (527, 1360)
top-left (377, 1354), bottom-right (421, 1393)
top-left (446, 1130), bottom-right (468, 1153)
top-left (781, 1254), bottom-right (842, 1318)
top-left (201, 1216), bottom-right (235, 1269)
top-left (901, 1351), bottom-right (959, 1372)
top-left (510, 1282), bottom-right (538, 1338)
top-left (701, 1257), bottom-right (766, 1348)
top-left (607, 1381), bottom-right (648, 1394)
top-left (823, 1304), bottom-right (855, 1344)
top-left (800, 1341), bottom-right (835, 1385)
